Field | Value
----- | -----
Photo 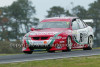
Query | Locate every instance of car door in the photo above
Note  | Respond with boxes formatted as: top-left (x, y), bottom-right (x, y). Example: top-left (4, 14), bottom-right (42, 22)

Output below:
top-left (72, 19), bottom-right (81, 45)
top-left (77, 19), bottom-right (88, 44)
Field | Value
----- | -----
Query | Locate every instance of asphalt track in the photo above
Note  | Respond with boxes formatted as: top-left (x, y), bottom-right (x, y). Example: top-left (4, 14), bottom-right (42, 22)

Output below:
top-left (0, 49), bottom-right (100, 64)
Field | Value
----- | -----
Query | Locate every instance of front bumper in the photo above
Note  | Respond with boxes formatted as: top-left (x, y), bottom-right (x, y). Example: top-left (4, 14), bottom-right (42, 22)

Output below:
top-left (26, 40), bottom-right (52, 46)
top-left (22, 37), bottom-right (67, 51)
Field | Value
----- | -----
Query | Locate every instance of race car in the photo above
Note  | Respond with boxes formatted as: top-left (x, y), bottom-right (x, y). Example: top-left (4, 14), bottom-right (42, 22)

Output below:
top-left (22, 17), bottom-right (94, 54)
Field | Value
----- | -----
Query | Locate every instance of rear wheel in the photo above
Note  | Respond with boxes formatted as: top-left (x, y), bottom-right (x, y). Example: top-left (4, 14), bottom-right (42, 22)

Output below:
top-left (62, 36), bottom-right (72, 52)
top-left (23, 51), bottom-right (33, 54)
top-left (83, 36), bottom-right (93, 50)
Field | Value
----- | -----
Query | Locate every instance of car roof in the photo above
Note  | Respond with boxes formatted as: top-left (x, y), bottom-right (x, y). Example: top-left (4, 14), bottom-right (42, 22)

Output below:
top-left (41, 17), bottom-right (78, 22)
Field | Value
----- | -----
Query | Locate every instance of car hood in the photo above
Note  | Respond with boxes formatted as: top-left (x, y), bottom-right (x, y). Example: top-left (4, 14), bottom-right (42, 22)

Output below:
top-left (28, 28), bottom-right (69, 36)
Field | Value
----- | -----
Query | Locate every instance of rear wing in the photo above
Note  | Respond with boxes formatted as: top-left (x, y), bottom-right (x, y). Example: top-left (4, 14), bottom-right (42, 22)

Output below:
top-left (83, 19), bottom-right (94, 23)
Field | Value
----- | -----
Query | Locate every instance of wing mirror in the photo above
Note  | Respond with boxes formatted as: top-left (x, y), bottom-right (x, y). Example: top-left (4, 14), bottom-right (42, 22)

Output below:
top-left (30, 28), bottom-right (34, 31)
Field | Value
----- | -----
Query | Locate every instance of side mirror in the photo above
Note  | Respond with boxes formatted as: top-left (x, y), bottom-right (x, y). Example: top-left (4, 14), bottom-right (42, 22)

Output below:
top-left (30, 28), bottom-right (34, 31)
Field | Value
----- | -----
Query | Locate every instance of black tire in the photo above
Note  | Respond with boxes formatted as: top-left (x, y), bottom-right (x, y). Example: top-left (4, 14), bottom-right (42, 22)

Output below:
top-left (83, 36), bottom-right (93, 50)
top-left (47, 50), bottom-right (55, 53)
top-left (62, 36), bottom-right (72, 52)
top-left (23, 51), bottom-right (33, 54)
top-left (46, 46), bottom-right (55, 53)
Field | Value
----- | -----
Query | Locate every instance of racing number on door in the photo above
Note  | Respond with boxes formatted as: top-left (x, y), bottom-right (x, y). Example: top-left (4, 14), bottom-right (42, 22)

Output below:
top-left (80, 33), bottom-right (83, 42)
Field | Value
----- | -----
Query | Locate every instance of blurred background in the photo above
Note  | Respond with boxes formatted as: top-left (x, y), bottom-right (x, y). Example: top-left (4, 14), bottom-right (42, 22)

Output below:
top-left (0, 0), bottom-right (99, 54)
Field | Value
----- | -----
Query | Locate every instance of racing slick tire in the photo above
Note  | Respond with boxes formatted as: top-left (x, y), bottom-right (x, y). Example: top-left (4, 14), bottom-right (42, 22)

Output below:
top-left (83, 36), bottom-right (93, 50)
top-left (46, 46), bottom-right (55, 53)
top-left (62, 36), bottom-right (72, 52)
top-left (47, 50), bottom-right (55, 53)
top-left (23, 51), bottom-right (33, 54)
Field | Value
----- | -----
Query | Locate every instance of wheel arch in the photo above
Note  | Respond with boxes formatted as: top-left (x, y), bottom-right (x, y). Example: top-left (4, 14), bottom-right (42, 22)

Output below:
top-left (88, 35), bottom-right (93, 41)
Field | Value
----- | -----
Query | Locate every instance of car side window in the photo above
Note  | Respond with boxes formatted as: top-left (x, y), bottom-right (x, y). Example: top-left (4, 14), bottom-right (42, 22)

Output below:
top-left (81, 20), bottom-right (88, 28)
top-left (72, 19), bottom-right (80, 30)
top-left (77, 19), bottom-right (85, 29)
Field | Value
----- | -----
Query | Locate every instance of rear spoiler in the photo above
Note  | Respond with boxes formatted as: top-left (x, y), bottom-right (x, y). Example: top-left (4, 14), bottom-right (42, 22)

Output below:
top-left (83, 19), bottom-right (94, 23)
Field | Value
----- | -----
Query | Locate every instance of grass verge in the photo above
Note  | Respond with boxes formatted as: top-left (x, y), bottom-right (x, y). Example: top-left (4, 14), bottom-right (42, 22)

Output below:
top-left (0, 55), bottom-right (100, 67)
top-left (0, 53), bottom-right (23, 56)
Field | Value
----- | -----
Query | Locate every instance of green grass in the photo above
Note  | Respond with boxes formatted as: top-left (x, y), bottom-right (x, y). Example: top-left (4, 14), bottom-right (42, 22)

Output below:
top-left (0, 53), bottom-right (23, 56)
top-left (0, 54), bottom-right (15, 56)
top-left (94, 47), bottom-right (100, 49)
top-left (0, 55), bottom-right (100, 67)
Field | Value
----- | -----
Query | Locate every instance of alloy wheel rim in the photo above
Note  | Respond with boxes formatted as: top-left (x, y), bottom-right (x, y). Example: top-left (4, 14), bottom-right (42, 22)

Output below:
top-left (68, 37), bottom-right (72, 49)
top-left (89, 36), bottom-right (93, 48)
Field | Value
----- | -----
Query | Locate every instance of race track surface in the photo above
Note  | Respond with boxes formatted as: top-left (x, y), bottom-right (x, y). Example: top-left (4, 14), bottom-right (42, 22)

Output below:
top-left (0, 49), bottom-right (100, 64)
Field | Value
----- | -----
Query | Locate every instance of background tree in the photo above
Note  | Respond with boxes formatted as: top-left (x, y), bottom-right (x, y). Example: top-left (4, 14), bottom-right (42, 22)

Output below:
top-left (0, 0), bottom-right (38, 41)
top-left (72, 5), bottom-right (88, 19)
top-left (87, 0), bottom-right (100, 46)
top-left (46, 6), bottom-right (65, 17)
top-left (9, 0), bottom-right (36, 40)
top-left (0, 7), bottom-right (9, 41)
top-left (65, 10), bottom-right (72, 16)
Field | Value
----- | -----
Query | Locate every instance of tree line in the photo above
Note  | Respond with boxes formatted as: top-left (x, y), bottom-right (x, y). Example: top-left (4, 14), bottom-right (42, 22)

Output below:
top-left (0, 0), bottom-right (39, 41)
top-left (0, 0), bottom-right (100, 47)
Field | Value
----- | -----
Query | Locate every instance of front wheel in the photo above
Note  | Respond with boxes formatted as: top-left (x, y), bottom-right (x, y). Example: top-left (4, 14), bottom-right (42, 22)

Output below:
top-left (67, 36), bottom-right (72, 51)
top-left (46, 46), bottom-right (55, 53)
top-left (83, 36), bottom-right (93, 50)
top-left (62, 36), bottom-right (72, 52)
top-left (47, 50), bottom-right (55, 53)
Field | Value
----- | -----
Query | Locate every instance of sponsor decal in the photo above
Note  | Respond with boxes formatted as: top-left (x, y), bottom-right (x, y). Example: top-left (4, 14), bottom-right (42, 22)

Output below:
top-left (28, 40), bottom-right (51, 45)
top-left (29, 32), bottom-right (58, 35)
top-left (56, 44), bottom-right (62, 49)
top-left (66, 22), bottom-right (69, 24)
top-left (44, 41), bottom-right (47, 44)
top-left (60, 41), bottom-right (65, 43)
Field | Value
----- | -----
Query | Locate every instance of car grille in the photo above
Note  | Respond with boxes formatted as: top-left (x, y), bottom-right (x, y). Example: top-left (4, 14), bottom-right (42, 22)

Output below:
top-left (32, 37), bottom-right (49, 40)
top-left (33, 37), bottom-right (40, 40)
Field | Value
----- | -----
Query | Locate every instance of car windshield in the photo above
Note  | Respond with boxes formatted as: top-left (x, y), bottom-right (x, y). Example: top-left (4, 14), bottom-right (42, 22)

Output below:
top-left (36, 22), bottom-right (70, 29)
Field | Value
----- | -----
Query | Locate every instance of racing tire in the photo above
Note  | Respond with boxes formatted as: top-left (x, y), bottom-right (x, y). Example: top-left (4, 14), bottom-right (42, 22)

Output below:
top-left (47, 50), bottom-right (55, 53)
top-left (83, 36), bottom-right (93, 50)
top-left (62, 36), bottom-right (72, 52)
top-left (46, 46), bottom-right (55, 53)
top-left (23, 51), bottom-right (33, 54)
